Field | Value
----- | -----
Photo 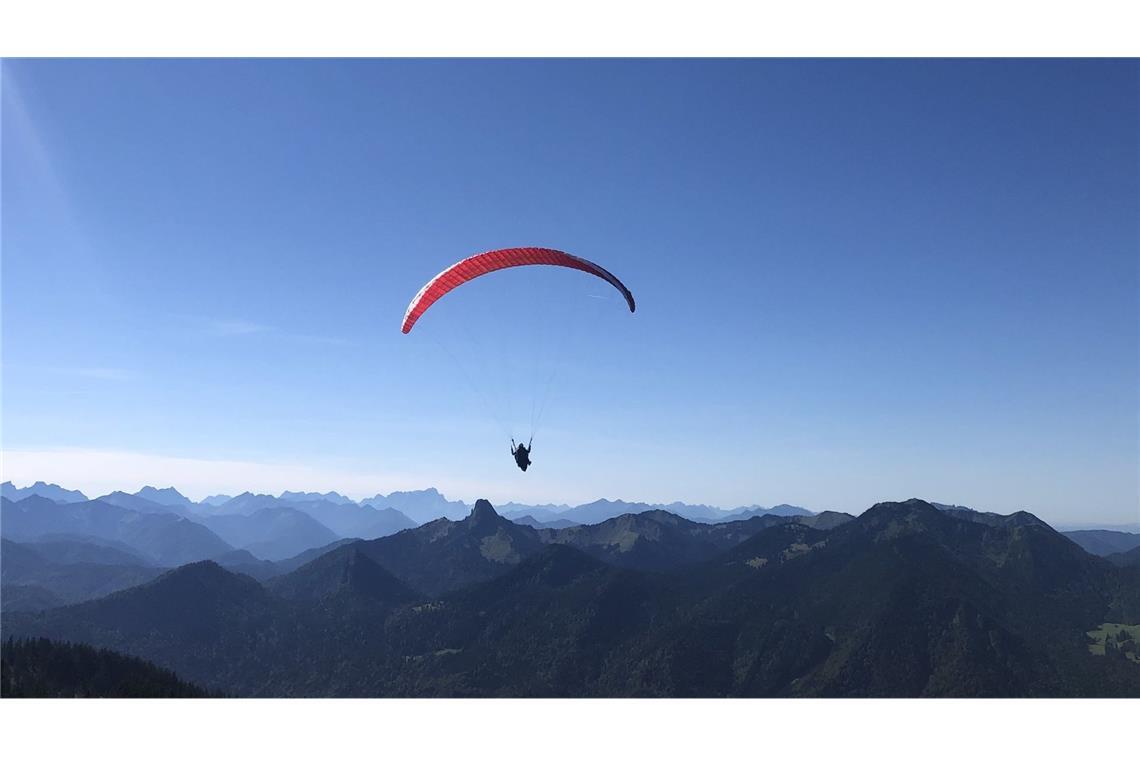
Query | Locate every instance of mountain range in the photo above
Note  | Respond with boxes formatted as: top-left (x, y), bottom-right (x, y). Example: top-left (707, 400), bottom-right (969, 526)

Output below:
top-left (2, 495), bottom-right (233, 566)
top-left (1, 480), bottom-right (832, 526)
top-left (2, 481), bottom-right (88, 504)
top-left (5, 497), bottom-right (1138, 697)
top-left (0, 481), bottom-right (851, 574)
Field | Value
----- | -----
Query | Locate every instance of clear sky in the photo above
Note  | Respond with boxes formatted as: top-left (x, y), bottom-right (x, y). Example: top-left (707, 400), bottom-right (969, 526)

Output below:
top-left (2, 59), bottom-right (1136, 523)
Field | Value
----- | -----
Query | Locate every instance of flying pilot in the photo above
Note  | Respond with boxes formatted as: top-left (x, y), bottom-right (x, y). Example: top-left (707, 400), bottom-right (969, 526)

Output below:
top-left (511, 438), bottom-right (532, 472)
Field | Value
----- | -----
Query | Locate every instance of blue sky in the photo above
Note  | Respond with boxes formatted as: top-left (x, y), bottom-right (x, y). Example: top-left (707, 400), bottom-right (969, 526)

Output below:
top-left (2, 59), bottom-right (1136, 523)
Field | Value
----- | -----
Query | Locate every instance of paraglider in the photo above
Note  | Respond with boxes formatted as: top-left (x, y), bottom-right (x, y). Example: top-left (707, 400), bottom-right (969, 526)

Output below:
top-left (401, 247), bottom-right (635, 471)
top-left (511, 438), bottom-right (532, 471)
top-left (400, 247), bottom-right (635, 334)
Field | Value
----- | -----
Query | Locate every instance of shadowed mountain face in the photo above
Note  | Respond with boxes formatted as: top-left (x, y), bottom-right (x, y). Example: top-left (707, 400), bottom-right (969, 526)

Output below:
top-left (5, 559), bottom-right (412, 695)
top-left (11, 562), bottom-right (299, 685)
top-left (379, 545), bottom-right (664, 697)
top-left (646, 500), bottom-right (1138, 697)
top-left (333, 499), bottom-right (545, 597)
top-left (5, 499), bottom-right (1138, 697)
top-left (45, 561), bottom-right (275, 640)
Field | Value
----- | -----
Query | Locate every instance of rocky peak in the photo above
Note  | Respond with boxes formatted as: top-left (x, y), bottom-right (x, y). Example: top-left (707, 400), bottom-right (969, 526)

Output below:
top-left (468, 498), bottom-right (500, 525)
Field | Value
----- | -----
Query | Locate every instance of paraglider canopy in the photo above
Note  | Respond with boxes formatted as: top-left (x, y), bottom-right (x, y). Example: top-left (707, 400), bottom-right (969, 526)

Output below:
top-left (400, 247), bottom-right (636, 465)
top-left (401, 247), bottom-right (635, 334)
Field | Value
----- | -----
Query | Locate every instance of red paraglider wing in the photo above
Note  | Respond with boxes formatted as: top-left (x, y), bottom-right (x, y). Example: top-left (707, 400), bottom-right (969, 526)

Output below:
top-left (401, 247), bottom-right (635, 333)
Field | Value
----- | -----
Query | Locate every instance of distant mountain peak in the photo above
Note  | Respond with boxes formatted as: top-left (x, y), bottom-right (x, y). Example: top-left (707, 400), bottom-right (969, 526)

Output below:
top-left (96, 490), bottom-right (195, 517)
top-left (858, 498), bottom-right (1056, 538)
top-left (865, 498), bottom-right (940, 516)
top-left (468, 498), bottom-right (500, 524)
top-left (134, 486), bottom-right (195, 508)
top-left (143, 560), bottom-right (254, 594)
top-left (857, 499), bottom-right (943, 533)
top-left (142, 486), bottom-right (181, 495)
top-left (168, 559), bottom-right (226, 576)
top-left (1, 481), bottom-right (89, 504)
top-left (279, 490), bottom-right (357, 506)
top-left (385, 487), bottom-right (443, 498)
top-left (932, 501), bottom-right (976, 512)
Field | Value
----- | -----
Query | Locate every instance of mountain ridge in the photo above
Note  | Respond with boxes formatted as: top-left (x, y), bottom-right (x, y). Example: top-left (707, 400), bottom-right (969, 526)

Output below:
top-left (2, 481), bottom-right (89, 504)
top-left (5, 498), bottom-right (1139, 697)
top-left (1, 495), bottom-right (234, 566)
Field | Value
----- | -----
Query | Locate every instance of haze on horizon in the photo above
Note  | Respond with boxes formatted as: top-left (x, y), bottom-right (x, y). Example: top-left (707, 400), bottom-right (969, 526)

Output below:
top-left (2, 59), bottom-right (1137, 525)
